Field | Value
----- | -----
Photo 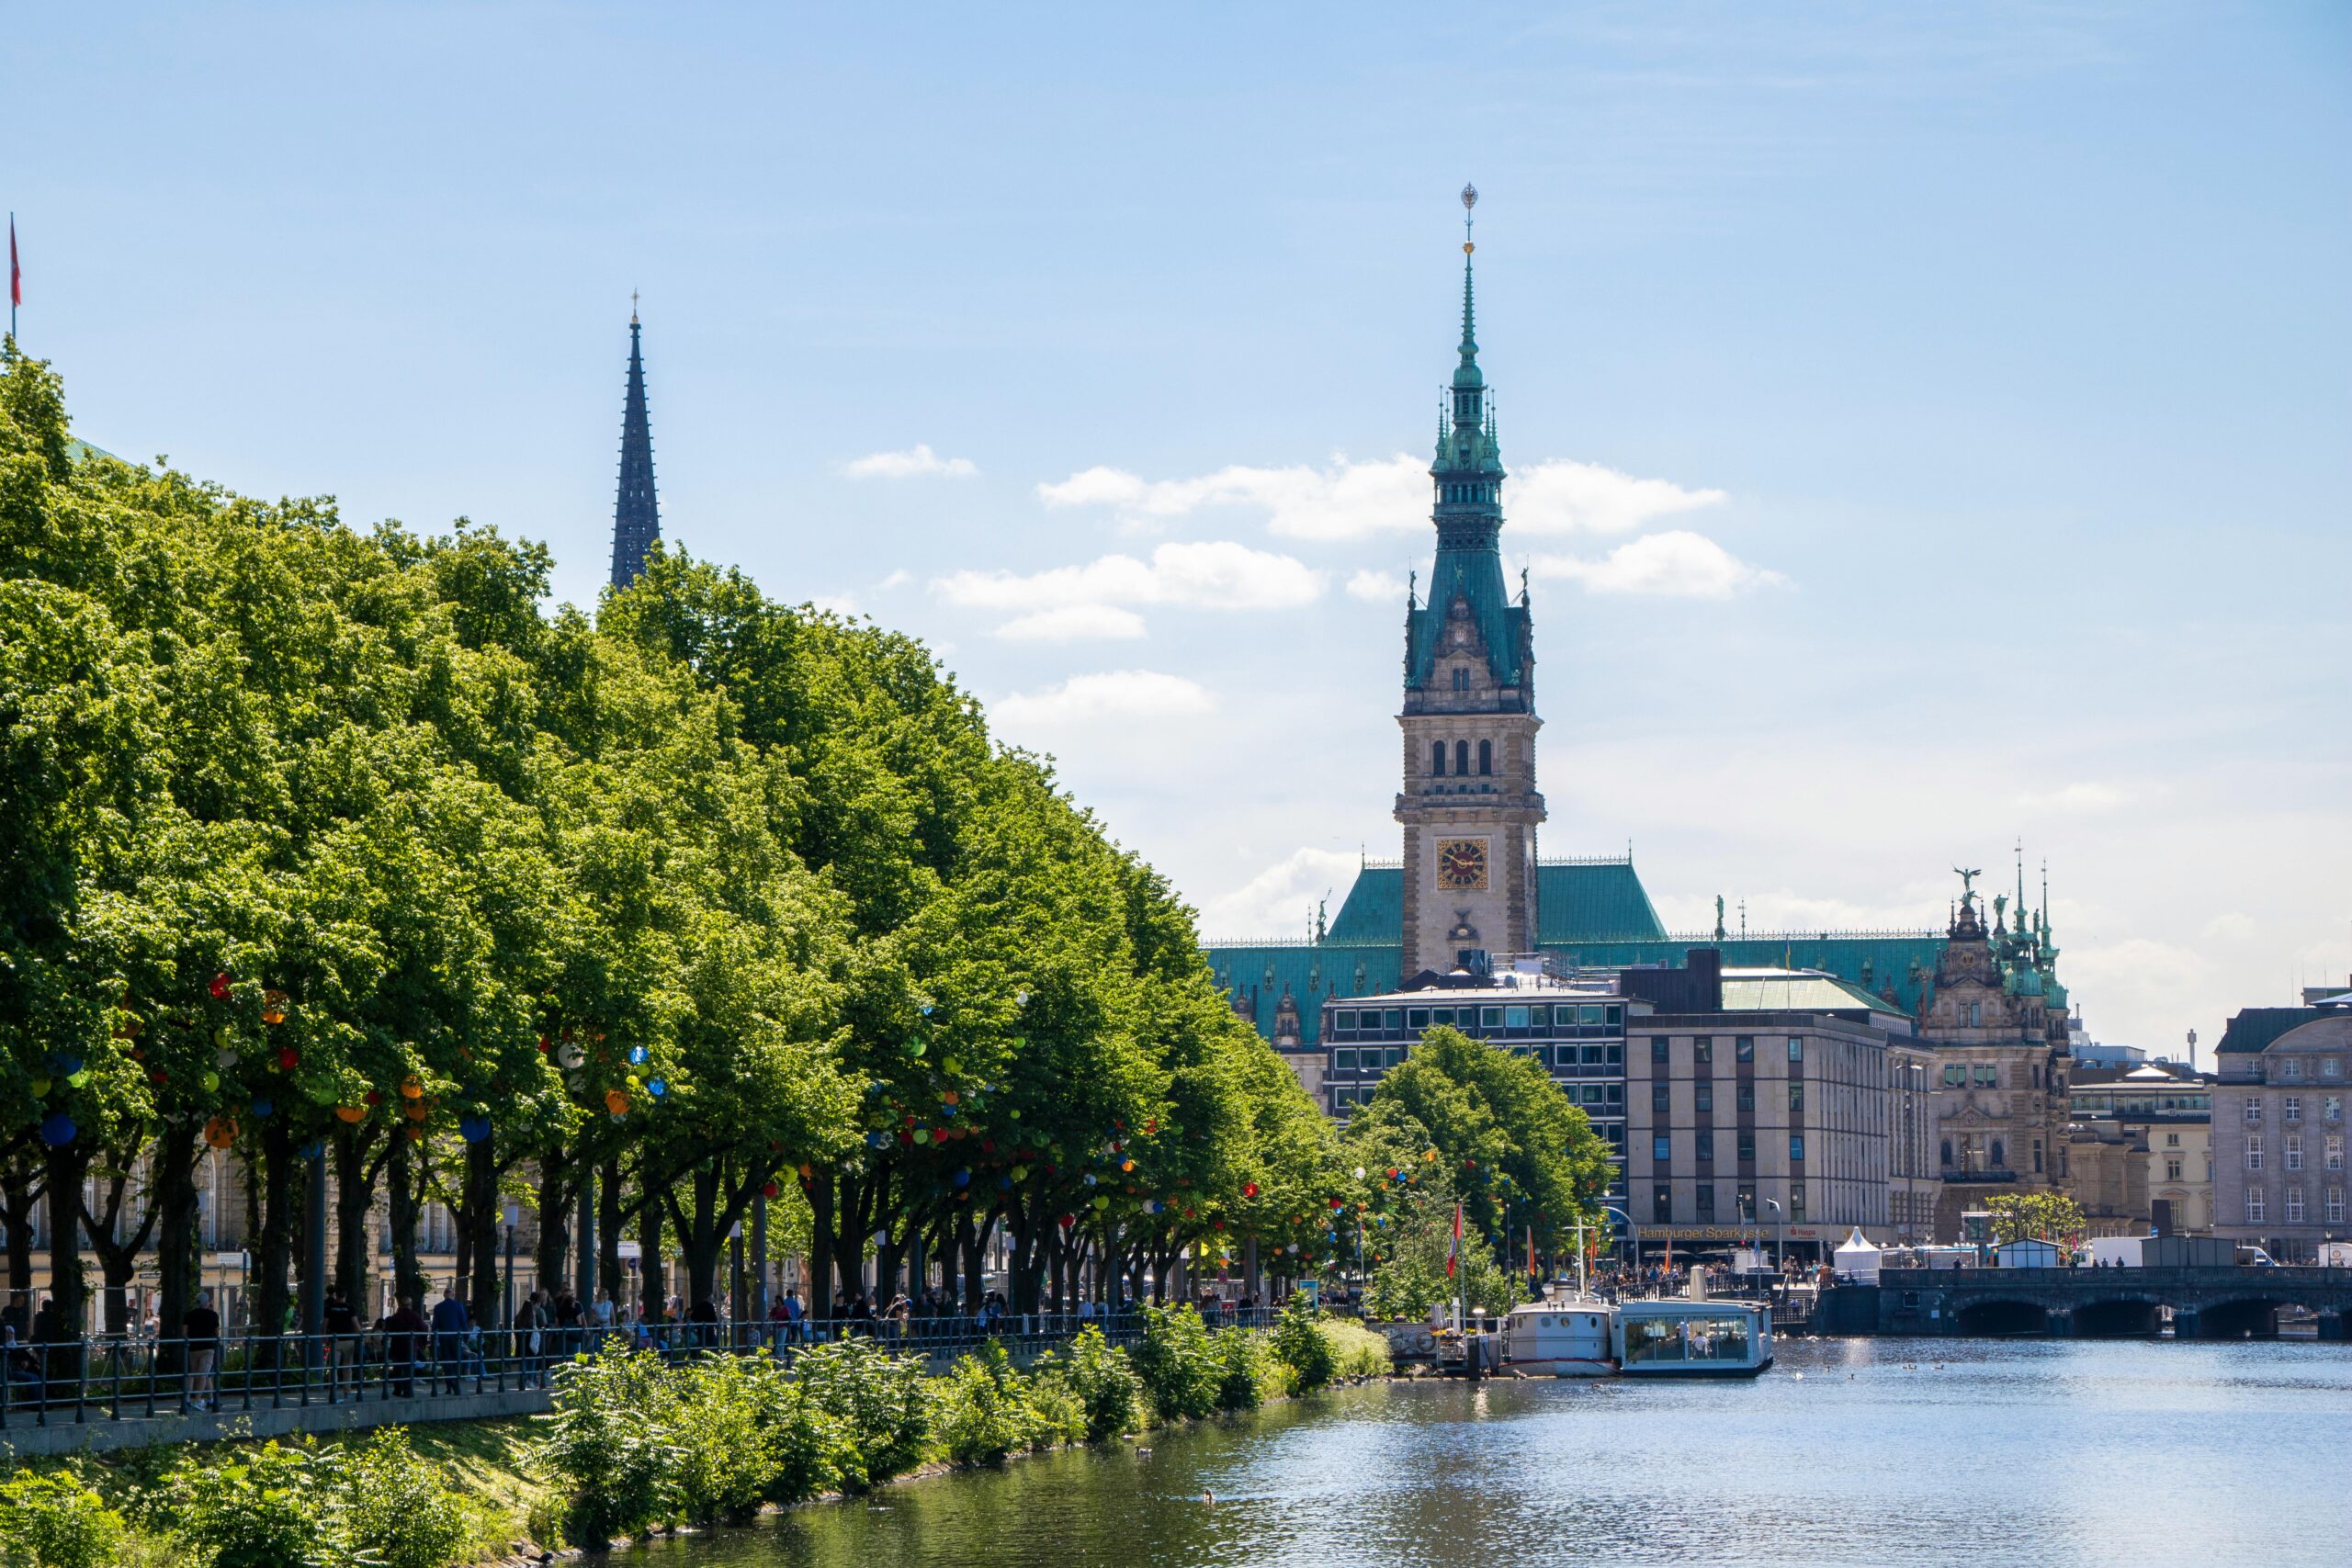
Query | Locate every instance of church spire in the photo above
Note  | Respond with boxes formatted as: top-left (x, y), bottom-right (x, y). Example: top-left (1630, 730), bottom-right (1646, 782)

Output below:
top-left (608, 297), bottom-right (662, 590)
top-left (1455, 186), bottom-right (1484, 392)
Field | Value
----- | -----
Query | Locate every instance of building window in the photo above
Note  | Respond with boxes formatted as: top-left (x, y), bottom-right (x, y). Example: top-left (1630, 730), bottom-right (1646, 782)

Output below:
top-left (2286, 1189), bottom-right (2305, 1224)
top-left (1653, 1134), bottom-right (1672, 1163)
top-left (2032, 1139), bottom-right (2042, 1174)
top-left (2166, 1157), bottom-right (2183, 1181)
top-left (2286, 1135), bottom-right (2303, 1171)
top-left (2245, 1097), bottom-right (2263, 1122)
top-left (2246, 1191), bottom-right (2265, 1224)
top-left (1452, 668), bottom-right (1469, 694)
top-left (2165, 1132), bottom-right (2180, 1146)
top-left (1651, 1037), bottom-right (1669, 1065)
top-left (2280, 1057), bottom-right (2304, 1080)
top-left (1333, 1049), bottom-right (1357, 1072)
top-left (2327, 1135), bottom-right (2344, 1172)
top-left (1789, 1082), bottom-right (1804, 1112)
top-left (1736, 1036), bottom-right (1755, 1063)
top-left (1430, 741), bottom-right (1446, 775)
top-left (1454, 739), bottom-right (1470, 775)
top-left (1943, 1064), bottom-right (1964, 1086)
top-left (2323, 1057), bottom-right (2342, 1078)
top-left (1695, 1082), bottom-right (1713, 1113)
top-left (1697, 1132), bottom-right (1713, 1163)
top-left (1477, 739), bottom-right (1492, 775)
top-left (1694, 1038), bottom-right (1714, 1066)
top-left (2327, 1096), bottom-right (2343, 1123)
top-left (1738, 1131), bottom-right (1757, 1162)
top-left (1790, 1189), bottom-right (1806, 1224)
top-left (1652, 1083), bottom-right (1670, 1113)
top-left (1787, 1038), bottom-right (1804, 1064)
top-left (1790, 1134), bottom-right (1805, 1162)
top-left (1941, 1138), bottom-right (1953, 1168)
top-left (1653, 1184), bottom-right (1672, 1223)
top-left (2247, 1135), bottom-right (2264, 1171)
top-left (2328, 1188), bottom-right (2346, 1224)
top-left (2286, 1096), bottom-right (2302, 1123)
top-left (1696, 1185), bottom-right (1716, 1217)
top-left (1737, 1082), bottom-right (1755, 1113)
top-left (1974, 1065), bottom-right (1998, 1087)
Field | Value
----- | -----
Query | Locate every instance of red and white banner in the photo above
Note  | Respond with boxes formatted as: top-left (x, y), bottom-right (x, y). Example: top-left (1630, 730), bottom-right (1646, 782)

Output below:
top-left (1446, 1200), bottom-right (1463, 1279)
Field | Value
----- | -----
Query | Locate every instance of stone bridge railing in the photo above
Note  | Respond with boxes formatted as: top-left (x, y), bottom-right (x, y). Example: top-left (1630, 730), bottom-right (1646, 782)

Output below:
top-left (1826, 1267), bottom-right (2352, 1339)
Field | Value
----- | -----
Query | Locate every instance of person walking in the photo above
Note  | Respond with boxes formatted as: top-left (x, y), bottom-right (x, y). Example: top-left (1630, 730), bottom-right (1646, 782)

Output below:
top-left (430, 1282), bottom-right (470, 1395)
top-left (182, 1290), bottom-right (221, 1413)
top-left (322, 1286), bottom-right (360, 1402)
top-left (379, 1295), bottom-right (428, 1398)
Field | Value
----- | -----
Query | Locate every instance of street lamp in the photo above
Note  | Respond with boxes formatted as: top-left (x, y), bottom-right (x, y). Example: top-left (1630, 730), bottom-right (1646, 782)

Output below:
top-left (1764, 1199), bottom-right (1785, 1277)
top-left (1351, 1168), bottom-right (1367, 1293)
top-left (502, 1201), bottom-right (520, 1345)
top-left (1597, 1204), bottom-right (1638, 1297)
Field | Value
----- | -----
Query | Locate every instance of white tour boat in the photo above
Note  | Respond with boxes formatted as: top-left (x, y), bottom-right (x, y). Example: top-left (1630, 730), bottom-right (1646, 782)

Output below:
top-left (1503, 1295), bottom-right (1774, 1379)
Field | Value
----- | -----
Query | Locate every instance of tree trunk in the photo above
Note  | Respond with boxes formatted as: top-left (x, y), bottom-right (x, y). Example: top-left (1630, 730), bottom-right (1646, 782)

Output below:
top-left (43, 1139), bottom-right (89, 1379)
top-left (534, 1146), bottom-right (570, 1293)
top-left (152, 1122), bottom-right (198, 1374)
top-left (639, 1194), bottom-right (666, 1321)
top-left (78, 1161), bottom-right (159, 1335)
top-left (1, 1155), bottom-right (46, 1325)
top-left (598, 1155), bottom-right (624, 1304)
top-left (254, 1118), bottom-right (297, 1359)
top-left (385, 1129), bottom-right (426, 1308)
top-left (332, 1127), bottom-right (379, 1312)
top-left (808, 1175), bottom-right (833, 1314)
top-left (462, 1134), bottom-right (499, 1329)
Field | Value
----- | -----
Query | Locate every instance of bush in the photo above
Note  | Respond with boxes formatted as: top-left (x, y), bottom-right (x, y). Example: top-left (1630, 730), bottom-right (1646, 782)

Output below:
top-left (1272, 1296), bottom-right (1337, 1393)
top-left (933, 1342), bottom-right (1039, 1467)
top-left (157, 1439), bottom-right (345, 1568)
top-left (0, 1471), bottom-right (128, 1568)
top-left (1022, 1371), bottom-right (1088, 1451)
top-left (339, 1428), bottom-right (471, 1568)
top-left (1130, 1304), bottom-right (1220, 1423)
top-left (532, 1345), bottom-right (682, 1541)
top-left (749, 1371), bottom-right (859, 1508)
top-left (1037, 1325), bottom-right (1139, 1442)
top-left (669, 1354), bottom-right (782, 1525)
top-left (790, 1337), bottom-right (932, 1489)
top-left (1316, 1317), bottom-right (1395, 1380)
top-left (1213, 1327), bottom-right (1278, 1411)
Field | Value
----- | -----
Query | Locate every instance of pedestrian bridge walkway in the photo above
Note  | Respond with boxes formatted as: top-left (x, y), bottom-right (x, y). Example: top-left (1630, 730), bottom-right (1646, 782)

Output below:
top-left (1823, 1266), bottom-right (2352, 1338)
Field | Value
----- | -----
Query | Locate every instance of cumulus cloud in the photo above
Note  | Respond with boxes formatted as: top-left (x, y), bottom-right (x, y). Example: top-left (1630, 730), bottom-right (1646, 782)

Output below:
top-left (1532, 531), bottom-right (1787, 598)
top-left (2015, 782), bottom-right (2131, 814)
top-left (994, 670), bottom-right (1216, 726)
top-left (933, 540), bottom-right (1323, 615)
top-left (806, 593), bottom-right (860, 617)
top-left (1345, 569), bottom-right (1409, 603)
top-left (1198, 847), bottom-right (1365, 939)
top-left (876, 569), bottom-right (911, 592)
top-left (993, 604), bottom-right (1148, 643)
top-left (1034, 453), bottom-right (1724, 540)
top-left (842, 444), bottom-right (978, 479)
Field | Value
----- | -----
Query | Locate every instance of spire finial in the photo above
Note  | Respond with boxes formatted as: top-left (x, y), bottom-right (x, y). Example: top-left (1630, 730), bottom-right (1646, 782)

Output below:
top-left (631, 288), bottom-right (639, 325)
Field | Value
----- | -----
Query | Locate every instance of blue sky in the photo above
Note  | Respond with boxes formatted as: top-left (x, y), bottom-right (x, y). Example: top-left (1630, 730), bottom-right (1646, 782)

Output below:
top-left (13, 2), bottom-right (2349, 1051)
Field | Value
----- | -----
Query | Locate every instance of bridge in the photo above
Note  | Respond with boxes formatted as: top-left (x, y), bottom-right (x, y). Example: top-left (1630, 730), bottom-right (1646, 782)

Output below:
top-left (1818, 1267), bottom-right (2352, 1339)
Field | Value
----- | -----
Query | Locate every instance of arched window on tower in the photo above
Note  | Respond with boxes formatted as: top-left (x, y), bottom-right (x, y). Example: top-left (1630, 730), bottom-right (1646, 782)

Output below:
top-left (1454, 739), bottom-right (1470, 775)
top-left (1452, 667), bottom-right (1469, 693)
top-left (1430, 741), bottom-right (1445, 776)
top-left (1477, 739), bottom-right (1493, 775)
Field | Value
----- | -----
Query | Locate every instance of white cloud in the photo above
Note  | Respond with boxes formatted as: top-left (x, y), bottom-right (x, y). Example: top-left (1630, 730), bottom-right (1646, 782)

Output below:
top-left (2015, 782), bottom-right (2131, 814)
top-left (2201, 912), bottom-right (2257, 943)
top-left (876, 570), bottom-right (911, 592)
top-left (1532, 531), bottom-right (1787, 597)
top-left (994, 670), bottom-right (1216, 727)
top-left (1033, 453), bottom-right (1724, 541)
top-left (1198, 847), bottom-right (1364, 939)
top-left (993, 604), bottom-right (1148, 643)
top-left (807, 593), bottom-right (860, 617)
top-left (1345, 569), bottom-right (1409, 603)
top-left (932, 540), bottom-right (1323, 615)
top-left (842, 444), bottom-right (978, 479)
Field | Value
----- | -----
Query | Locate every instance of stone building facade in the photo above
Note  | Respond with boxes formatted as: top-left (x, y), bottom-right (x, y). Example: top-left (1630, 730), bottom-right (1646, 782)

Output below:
top-left (2213, 1003), bottom-right (2352, 1259)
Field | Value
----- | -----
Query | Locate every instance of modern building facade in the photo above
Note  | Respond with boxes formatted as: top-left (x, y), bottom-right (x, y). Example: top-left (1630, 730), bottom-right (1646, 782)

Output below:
top-left (2213, 999), bottom-right (2352, 1259)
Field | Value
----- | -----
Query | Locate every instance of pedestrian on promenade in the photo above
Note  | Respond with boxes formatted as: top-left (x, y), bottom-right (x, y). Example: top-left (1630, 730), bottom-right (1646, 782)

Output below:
top-left (379, 1295), bottom-right (428, 1398)
top-left (431, 1282), bottom-right (470, 1394)
top-left (322, 1286), bottom-right (360, 1401)
top-left (183, 1290), bottom-right (221, 1412)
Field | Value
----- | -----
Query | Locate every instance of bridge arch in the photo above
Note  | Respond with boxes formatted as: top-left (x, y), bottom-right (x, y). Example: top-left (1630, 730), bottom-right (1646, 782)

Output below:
top-left (2188, 1295), bottom-right (2291, 1339)
top-left (2069, 1295), bottom-right (2163, 1337)
top-left (1954, 1298), bottom-right (2051, 1337)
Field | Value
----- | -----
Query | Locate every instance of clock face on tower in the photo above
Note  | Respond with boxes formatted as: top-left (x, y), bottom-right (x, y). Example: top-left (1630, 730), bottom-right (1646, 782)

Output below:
top-left (1435, 838), bottom-right (1489, 891)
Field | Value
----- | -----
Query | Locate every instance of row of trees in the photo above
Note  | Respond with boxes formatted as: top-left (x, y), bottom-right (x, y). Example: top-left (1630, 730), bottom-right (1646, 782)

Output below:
top-left (0, 342), bottom-right (1611, 1357)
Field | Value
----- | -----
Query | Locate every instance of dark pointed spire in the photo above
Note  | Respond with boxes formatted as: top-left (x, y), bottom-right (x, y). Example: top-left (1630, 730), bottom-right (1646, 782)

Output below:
top-left (1454, 186), bottom-right (1484, 392)
top-left (609, 297), bottom-right (661, 590)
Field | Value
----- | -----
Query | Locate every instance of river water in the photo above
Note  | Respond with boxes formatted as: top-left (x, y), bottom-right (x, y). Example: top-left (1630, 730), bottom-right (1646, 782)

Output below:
top-left (628, 1338), bottom-right (2352, 1568)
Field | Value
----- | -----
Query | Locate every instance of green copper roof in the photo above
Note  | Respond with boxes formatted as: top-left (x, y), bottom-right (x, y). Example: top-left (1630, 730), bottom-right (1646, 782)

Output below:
top-left (1549, 934), bottom-right (1946, 1018)
top-left (1320, 860), bottom-right (1668, 950)
top-left (1720, 970), bottom-right (1912, 1024)
top-left (2217, 1007), bottom-right (2329, 1055)
top-left (1204, 942), bottom-right (1402, 1051)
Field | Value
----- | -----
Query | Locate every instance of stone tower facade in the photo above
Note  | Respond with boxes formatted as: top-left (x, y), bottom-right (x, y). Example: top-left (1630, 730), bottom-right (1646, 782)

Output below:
top-left (1396, 193), bottom-right (1544, 977)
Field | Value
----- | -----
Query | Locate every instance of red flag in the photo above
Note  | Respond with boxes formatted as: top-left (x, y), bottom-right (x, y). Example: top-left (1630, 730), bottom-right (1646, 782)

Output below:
top-left (8, 216), bottom-right (18, 310)
top-left (1445, 1200), bottom-right (1463, 1279)
top-left (1526, 1224), bottom-right (1536, 1279)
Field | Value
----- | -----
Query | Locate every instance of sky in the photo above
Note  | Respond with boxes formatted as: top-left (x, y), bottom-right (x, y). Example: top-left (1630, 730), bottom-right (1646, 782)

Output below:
top-left (11, 2), bottom-right (2349, 1055)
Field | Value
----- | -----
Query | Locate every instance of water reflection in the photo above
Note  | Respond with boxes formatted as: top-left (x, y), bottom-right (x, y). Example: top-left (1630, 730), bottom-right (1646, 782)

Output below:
top-left (631, 1338), bottom-right (2352, 1568)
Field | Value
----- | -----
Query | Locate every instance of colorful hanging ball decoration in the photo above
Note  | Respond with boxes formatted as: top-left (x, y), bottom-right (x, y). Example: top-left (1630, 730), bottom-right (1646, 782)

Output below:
top-left (1243, 1181), bottom-right (1260, 1198)
top-left (204, 1117), bottom-right (236, 1149)
top-left (277, 1046), bottom-right (300, 1072)
top-left (763, 1179), bottom-right (782, 1200)
top-left (262, 990), bottom-right (288, 1025)
top-left (201, 1070), bottom-right (220, 1092)
top-left (401, 1077), bottom-right (424, 1100)
top-left (605, 1089), bottom-right (630, 1115)
top-left (209, 972), bottom-right (232, 1001)
top-left (250, 1098), bottom-right (275, 1119)
top-left (403, 1100), bottom-right (428, 1122)
top-left (459, 1114), bottom-right (492, 1144)
top-left (647, 1079), bottom-right (667, 1099)
top-left (1058, 1214), bottom-right (1076, 1228)
top-left (335, 1104), bottom-right (366, 1123)
top-left (39, 1113), bottom-right (75, 1147)
top-left (628, 1045), bottom-right (648, 1065)
top-left (954, 1168), bottom-right (971, 1188)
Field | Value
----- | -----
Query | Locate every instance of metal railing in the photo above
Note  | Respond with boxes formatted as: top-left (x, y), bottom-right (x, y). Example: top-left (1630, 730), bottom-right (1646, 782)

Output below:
top-left (0, 1304), bottom-right (1279, 1430)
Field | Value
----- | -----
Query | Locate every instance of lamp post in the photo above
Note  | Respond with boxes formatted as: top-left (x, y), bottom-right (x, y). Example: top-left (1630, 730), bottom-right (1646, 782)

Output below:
top-left (1351, 1168), bottom-right (1367, 1295)
top-left (1598, 1204), bottom-right (1638, 1297)
top-left (501, 1201), bottom-right (519, 1344)
top-left (1764, 1198), bottom-right (1785, 1278)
